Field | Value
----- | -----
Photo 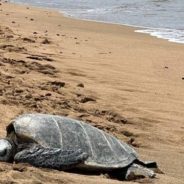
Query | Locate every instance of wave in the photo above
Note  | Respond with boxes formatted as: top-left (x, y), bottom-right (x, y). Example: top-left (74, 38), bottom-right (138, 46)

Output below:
top-left (135, 28), bottom-right (184, 44)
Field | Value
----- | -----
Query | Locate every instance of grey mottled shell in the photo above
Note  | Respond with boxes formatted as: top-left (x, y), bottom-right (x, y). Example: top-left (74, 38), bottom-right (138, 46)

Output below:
top-left (9, 114), bottom-right (138, 169)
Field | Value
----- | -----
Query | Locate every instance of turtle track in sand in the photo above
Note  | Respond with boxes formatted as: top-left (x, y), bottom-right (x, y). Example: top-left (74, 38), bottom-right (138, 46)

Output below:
top-left (0, 25), bottom-right (137, 147)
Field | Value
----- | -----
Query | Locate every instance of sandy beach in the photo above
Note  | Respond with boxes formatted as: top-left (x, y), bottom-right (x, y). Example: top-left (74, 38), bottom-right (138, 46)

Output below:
top-left (0, 1), bottom-right (184, 183)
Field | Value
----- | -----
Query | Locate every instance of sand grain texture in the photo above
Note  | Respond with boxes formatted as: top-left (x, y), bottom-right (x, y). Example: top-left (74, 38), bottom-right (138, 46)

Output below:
top-left (0, 1), bottom-right (184, 183)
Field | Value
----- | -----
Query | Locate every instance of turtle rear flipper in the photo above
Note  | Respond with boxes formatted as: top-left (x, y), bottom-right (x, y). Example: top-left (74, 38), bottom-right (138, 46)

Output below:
top-left (125, 163), bottom-right (156, 180)
top-left (135, 160), bottom-right (158, 169)
top-left (14, 145), bottom-right (88, 170)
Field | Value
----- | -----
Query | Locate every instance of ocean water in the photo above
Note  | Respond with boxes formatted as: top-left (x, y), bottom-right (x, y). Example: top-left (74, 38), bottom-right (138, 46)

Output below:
top-left (10, 0), bottom-right (184, 44)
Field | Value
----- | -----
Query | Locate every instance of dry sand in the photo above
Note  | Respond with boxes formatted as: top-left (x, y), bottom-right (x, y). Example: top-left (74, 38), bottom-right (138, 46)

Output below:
top-left (0, 1), bottom-right (184, 183)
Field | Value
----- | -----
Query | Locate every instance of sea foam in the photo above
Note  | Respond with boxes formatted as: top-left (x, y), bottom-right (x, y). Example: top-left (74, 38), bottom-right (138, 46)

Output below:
top-left (135, 28), bottom-right (184, 44)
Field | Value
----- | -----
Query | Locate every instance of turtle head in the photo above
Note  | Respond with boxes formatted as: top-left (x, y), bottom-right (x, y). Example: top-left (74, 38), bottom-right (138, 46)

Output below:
top-left (0, 139), bottom-right (14, 162)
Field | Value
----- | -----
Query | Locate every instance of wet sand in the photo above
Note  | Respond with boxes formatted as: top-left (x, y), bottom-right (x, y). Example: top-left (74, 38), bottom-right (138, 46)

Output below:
top-left (0, 1), bottom-right (184, 184)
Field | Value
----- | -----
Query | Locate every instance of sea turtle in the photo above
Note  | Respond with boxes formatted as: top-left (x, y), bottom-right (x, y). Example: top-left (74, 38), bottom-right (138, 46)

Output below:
top-left (0, 114), bottom-right (158, 180)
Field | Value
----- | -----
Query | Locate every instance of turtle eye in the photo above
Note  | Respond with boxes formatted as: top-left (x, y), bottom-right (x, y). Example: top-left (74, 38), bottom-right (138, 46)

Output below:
top-left (0, 149), bottom-right (7, 157)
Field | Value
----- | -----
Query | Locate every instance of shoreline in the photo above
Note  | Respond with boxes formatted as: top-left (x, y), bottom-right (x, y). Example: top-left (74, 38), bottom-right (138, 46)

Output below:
top-left (63, 14), bottom-right (184, 44)
top-left (0, 1), bottom-right (184, 184)
top-left (10, 0), bottom-right (184, 44)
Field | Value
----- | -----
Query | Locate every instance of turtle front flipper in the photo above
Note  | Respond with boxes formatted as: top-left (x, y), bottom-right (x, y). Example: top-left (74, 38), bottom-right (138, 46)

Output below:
top-left (14, 145), bottom-right (88, 170)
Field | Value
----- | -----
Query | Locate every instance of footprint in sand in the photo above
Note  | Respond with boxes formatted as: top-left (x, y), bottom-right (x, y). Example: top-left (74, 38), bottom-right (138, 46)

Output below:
top-left (39, 81), bottom-right (66, 92)
top-left (67, 69), bottom-right (86, 77)
top-left (0, 44), bottom-right (27, 52)
top-left (77, 83), bottom-right (84, 88)
top-left (1, 58), bottom-right (58, 76)
top-left (90, 109), bottom-right (127, 124)
top-left (27, 62), bottom-right (58, 76)
top-left (26, 54), bottom-right (54, 62)
top-left (22, 37), bottom-right (35, 43)
top-left (79, 96), bottom-right (96, 103)
top-left (42, 38), bottom-right (51, 44)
